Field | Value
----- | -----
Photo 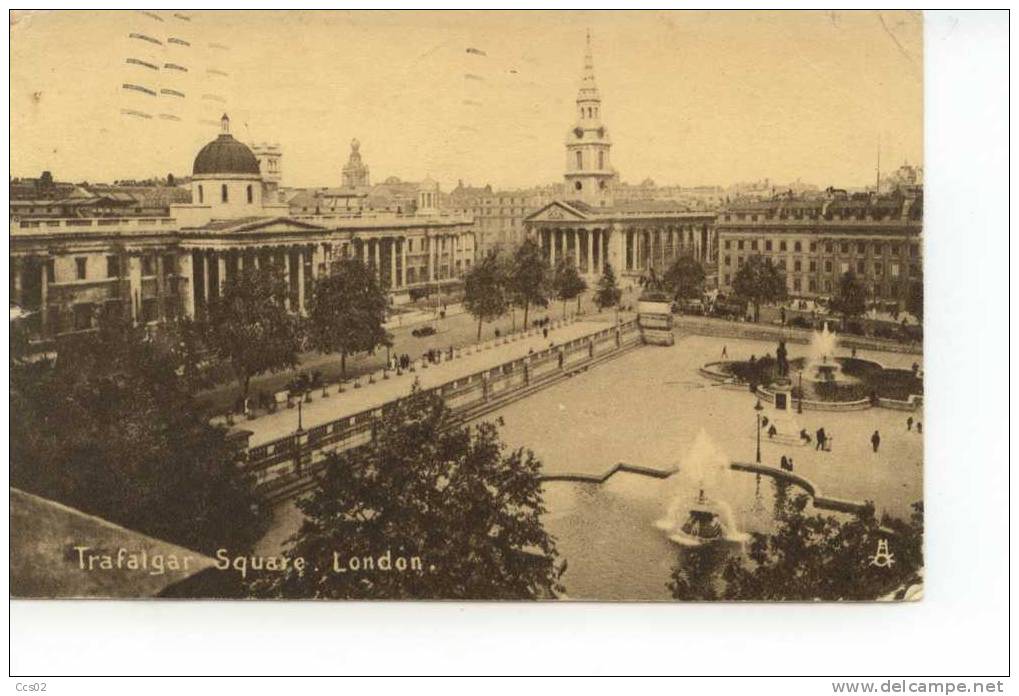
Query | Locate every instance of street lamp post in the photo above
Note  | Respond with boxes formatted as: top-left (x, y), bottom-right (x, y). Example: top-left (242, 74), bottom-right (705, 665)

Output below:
top-left (754, 398), bottom-right (764, 464)
top-left (797, 369), bottom-right (803, 414)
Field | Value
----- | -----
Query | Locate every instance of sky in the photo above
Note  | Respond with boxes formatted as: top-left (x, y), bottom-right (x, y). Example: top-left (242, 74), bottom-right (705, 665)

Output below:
top-left (10, 10), bottom-right (923, 190)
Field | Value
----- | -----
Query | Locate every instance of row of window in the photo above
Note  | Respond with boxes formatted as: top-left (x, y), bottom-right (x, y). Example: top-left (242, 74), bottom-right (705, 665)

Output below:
top-left (197, 183), bottom-right (255, 205)
top-left (722, 238), bottom-right (920, 257)
top-left (61, 254), bottom-right (176, 282)
top-left (722, 210), bottom-right (901, 222)
top-left (722, 254), bottom-right (920, 278)
top-left (574, 149), bottom-right (607, 171)
top-left (722, 274), bottom-right (909, 297)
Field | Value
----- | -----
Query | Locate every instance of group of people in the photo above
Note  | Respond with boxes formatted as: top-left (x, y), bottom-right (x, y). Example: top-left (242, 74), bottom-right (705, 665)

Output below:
top-left (422, 346), bottom-right (456, 365)
top-left (797, 427), bottom-right (833, 452)
top-left (389, 354), bottom-right (413, 371)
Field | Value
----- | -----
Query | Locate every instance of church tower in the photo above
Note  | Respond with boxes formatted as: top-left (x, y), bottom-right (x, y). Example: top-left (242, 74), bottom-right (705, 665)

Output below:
top-left (564, 32), bottom-right (616, 207)
top-left (342, 138), bottom-right (371, 189)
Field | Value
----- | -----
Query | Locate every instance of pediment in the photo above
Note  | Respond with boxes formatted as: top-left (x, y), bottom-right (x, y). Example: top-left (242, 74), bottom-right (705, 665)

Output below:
top-left (196, 216), bottom-right (327, 235)
top-left (525, 201), bottom-right (590, 223)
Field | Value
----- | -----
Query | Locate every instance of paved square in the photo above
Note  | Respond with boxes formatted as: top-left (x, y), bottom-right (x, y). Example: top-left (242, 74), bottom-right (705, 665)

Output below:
top-left (492, 333), bottom-right (923, 520)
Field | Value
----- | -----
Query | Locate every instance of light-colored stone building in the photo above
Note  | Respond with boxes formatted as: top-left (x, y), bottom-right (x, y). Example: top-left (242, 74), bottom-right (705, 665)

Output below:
top-left (714, 187), bottom-right (923, 304)
top-left (10, 114), bottom-right (476, 344)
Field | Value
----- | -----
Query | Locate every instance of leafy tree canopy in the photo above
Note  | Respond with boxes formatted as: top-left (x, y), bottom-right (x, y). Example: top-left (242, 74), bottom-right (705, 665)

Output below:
top-left (732, 255), bottom-right (787, 321)
top-left (669, 486), bottom-right (923, 601)
top-left (594, 263), bottom-right (623, 312)
top-left (306, 258), bottom-right (389, 377)
top-left (553, 258), bottom-right (587, 316)
top-left (252, 385), bottom-right (563, 599)
top-left (11, 315), bottom-right (266, 555)
top-left (906, 274), bottom-right (924, 322)
top-left (205, 265), bottom-right (302, 400)
top-left (508, 238), bottom-right (551, 328)
top-left (663, 255), bottom-right (706, 301)
top-left (463, 252), bottom-right (509, 341)
top-left (831, 270), bottom-right (868, 324)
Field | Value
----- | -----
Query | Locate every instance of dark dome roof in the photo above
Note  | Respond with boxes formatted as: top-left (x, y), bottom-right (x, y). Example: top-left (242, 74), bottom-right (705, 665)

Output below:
top-left (193, 134), bottom-right (261, 176)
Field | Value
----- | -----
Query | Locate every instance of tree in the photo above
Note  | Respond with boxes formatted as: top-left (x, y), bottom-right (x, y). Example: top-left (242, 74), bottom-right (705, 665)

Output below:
top-left (305, 258), bottom-right (389, 378)
top-left (831, 270), bottom-right (868, 330)
top-left (463, 252), bottom-right (509, 341)
top-left (205, 265), bottom-right (302, 403)
top-left (668, 491), bottom-right (924, 601)
top-left (10, 316), bottom-right (267, 555)
top-left (508, 238), bottom-right (551, 329)
top-left (667, 541), bottom-right (730, 601)
top-left (252, 385), bottom-right (563, 599)
top-left (552, 258), bottom-right (587, 319)
top-left (732, 254), bottom-right (787, 322)
top-left (663, 255), bottom-right (706, 301)
top-left (906, 274), bottom-right (923, 322)
top-left (594, 263), bottom-right (623, 319)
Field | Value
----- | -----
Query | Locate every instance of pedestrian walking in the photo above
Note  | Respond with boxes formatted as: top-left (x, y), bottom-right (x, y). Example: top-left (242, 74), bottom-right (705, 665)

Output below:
top-left (815, 427), bottom-right (826, 451)
top-left (780, 455), bottom-right (790, 471)
top-left (907, 416), bottom-right (914, 431)
top-left (721, 345), bottom-right (728, 359)
top-left (916, 421), bottom-right (923, 434)
top-left (871, 430), bottom-right (881, 453)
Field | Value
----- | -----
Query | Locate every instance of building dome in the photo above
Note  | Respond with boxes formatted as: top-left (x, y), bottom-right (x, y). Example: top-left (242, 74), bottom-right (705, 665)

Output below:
top-left (192, 115), bottom-right (261, 176)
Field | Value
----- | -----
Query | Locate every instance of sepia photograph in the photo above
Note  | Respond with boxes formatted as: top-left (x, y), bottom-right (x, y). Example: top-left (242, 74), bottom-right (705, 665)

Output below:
top-left (7, 9), bottom-right (933, 604)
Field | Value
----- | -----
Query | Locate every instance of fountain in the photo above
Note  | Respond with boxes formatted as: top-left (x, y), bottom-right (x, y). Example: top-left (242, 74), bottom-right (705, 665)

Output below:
top-left (805, 322), bottom-right (845, 383)
top-left (655, 430), bottom-right (749, 546)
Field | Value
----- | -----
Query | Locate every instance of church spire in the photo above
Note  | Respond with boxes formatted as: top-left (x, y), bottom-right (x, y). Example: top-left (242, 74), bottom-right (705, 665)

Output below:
top-left (564, 31), bottom-right (615, 207)
top-left (578, 29), bottom-right (600, 103)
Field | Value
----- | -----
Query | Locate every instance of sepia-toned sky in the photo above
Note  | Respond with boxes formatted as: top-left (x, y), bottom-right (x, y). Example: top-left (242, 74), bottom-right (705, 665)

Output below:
top-left (11, 10), bottom-right (923, 190)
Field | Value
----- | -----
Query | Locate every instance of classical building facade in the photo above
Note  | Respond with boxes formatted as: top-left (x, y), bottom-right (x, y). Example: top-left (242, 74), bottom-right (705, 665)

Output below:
top-left (715, 188), bottom-right (923, 303)
top-left (525, 35), bottom-right (716, 280)
top-left (10, 115), bottom-right (475, 344)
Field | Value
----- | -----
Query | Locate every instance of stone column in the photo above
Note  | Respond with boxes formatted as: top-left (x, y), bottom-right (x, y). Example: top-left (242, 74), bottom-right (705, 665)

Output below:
top-left (297, 247), bottom-right (306, 314)
top-left (182, 252), bottom-right (196, 318)
top-left (400, 238), bottom-right (407, 287)
top-left (549, 229), bottom-right (556, 266)
top-left (389, 238), bottom-right (397, 288)
top-left (11, 258), bottom-right (22, 307)
top-left (374, 238), bottom-right (382, 280)
top-left (217, 253), bottom-right (227, 294)
top-left (201, 251), bottom-right (210, 309)
top-left (155, 253), bottom-right (165, 320)
top-left (311, 243), bottom-right (322, 279)
top-left (603, 229), bottom-right (610, 273)
top-left (282, 248), bottom-right (291, 311)
top-left (587, 229), bottom-right (594, 274)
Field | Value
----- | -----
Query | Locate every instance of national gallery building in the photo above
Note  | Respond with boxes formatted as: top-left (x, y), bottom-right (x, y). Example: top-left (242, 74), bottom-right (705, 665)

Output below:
top-left (10, 115), bottom-right (475, 343)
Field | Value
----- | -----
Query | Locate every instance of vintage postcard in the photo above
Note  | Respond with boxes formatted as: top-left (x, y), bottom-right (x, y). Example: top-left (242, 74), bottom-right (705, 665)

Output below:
top-left (10, 9), bottom-right (924, 601)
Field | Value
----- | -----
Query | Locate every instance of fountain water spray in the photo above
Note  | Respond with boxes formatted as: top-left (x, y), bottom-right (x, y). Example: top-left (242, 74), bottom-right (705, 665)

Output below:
top-left (655, 429), bottom-right (749, 546)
